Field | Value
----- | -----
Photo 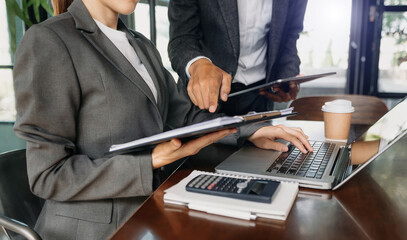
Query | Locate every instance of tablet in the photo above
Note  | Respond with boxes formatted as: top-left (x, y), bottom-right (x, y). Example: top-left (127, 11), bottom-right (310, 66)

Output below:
top-left (228, 72), bottom-right (336, 97)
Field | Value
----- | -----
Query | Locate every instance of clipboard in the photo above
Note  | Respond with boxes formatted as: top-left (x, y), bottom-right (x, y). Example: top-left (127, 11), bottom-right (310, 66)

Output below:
top-left (228, 72), bottom-right (336, 97)
top-left (109, 108), bottom-right (297, 154)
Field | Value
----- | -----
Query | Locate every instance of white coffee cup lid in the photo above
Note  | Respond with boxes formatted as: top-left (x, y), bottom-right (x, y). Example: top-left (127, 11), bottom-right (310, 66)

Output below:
top-left (321, 99), bottom-right (355, 113)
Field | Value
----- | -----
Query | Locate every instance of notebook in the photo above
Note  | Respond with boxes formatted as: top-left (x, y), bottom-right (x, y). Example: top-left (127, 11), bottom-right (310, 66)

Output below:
top-left (215, 97), bottom-right (407, 190)
top-left (163, 170), bottom-right (299, 221)
top-left (109, 108), bottom-right (296, 154)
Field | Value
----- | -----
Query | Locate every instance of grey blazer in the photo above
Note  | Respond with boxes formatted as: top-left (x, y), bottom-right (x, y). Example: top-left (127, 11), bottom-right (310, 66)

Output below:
top-left (168, 0), bottom-right (308, 86)
top-left (13, 0), bottom-right (261, 239)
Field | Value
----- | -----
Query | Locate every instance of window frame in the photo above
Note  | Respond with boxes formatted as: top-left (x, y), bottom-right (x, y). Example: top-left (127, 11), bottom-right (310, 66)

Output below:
top-left (373, 2), bottom-right (407, 98)
top-left (347, 0), bottom-right (407, 99)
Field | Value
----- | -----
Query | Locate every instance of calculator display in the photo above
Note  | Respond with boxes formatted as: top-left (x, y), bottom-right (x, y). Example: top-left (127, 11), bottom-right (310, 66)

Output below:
top-left (248, 181), bottom-right (267, 195)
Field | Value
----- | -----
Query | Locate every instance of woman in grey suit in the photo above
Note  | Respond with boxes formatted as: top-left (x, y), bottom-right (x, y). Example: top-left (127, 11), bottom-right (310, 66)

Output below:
top-left (13, 0), bottom-right (312, 239)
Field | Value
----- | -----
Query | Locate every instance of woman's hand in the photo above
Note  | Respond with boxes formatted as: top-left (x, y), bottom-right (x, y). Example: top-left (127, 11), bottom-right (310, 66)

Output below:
top-left (152, 128), bottom-right (237, 169)
top-left (248, 125), bottom-right (313, 153)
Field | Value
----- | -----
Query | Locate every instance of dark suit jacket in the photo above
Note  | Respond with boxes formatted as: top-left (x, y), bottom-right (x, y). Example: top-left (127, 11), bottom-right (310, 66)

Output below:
top-left (13, 0), bottom-right (262, 239)
top-left (168, 0), bottom-right (308, 86)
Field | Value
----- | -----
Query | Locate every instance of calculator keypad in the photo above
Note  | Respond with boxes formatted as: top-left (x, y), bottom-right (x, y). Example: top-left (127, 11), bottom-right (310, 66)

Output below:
top-left (185, 174), bottom-right (280, 203)
top-left (187, 174), bottom-right (249, 193)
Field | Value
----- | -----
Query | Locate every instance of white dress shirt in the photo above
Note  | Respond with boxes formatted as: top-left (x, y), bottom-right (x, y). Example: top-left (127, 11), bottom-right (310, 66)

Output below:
top-left (186, 0), bottom-right (273, 86)
top-left (95, 19), bottom-right (158, 102)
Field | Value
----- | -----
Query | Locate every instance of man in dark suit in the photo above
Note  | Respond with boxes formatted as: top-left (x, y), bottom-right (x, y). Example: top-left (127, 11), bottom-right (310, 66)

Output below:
top-left (168, 0), bottom-right (308, 115)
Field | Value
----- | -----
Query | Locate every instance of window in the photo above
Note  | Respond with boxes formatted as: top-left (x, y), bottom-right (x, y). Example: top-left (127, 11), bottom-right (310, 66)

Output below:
top-left (134, 2), bottom-right (150, 39)
top-left (384, 0), bottom-right (407, 5)
top-left (297, 0), bottom-right (352, 98)
top-left (377, 1), bottom-right (407, 95)
top-left (133, 0), bottom-right (177, 80)
top-left (0, 1), bottom-right (20, 121)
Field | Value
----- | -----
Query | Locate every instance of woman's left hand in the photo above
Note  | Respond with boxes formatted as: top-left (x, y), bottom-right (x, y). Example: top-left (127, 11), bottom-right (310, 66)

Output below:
top-left (151, 128), bottom-right (237, 169)
top-left (248, 124), bottom-right (313, 153)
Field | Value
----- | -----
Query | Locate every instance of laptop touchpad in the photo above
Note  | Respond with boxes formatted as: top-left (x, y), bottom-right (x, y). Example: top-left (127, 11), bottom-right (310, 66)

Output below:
top-left (218, 146), bottom-right (281, 173)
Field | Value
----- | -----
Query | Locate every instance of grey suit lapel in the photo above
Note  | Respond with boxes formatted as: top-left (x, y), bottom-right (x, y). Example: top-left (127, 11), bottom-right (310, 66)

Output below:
top-left (67, 0), bottom-right (157, 107)
top-left (217, 0), bottom-right (239, 60)
top-left (122, 27), bottom-right (165, 114)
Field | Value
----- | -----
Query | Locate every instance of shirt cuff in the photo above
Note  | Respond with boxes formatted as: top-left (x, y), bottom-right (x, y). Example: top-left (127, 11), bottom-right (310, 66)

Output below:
top-left (185, 56), bottom-right (212, 79)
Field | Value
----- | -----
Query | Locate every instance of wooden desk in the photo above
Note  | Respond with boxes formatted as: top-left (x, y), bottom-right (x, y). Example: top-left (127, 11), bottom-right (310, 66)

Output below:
top-left (110, 121), bottom-right (407, 240)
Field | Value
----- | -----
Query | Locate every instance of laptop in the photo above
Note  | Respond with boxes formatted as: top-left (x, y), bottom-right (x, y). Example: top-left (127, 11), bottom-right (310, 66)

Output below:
top-left (215, 97), bottom-right (407, 190)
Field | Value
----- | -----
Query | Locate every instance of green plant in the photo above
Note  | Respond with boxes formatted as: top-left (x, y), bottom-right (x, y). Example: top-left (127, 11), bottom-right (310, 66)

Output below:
top-left (5, 0), bottom-right (53, 53)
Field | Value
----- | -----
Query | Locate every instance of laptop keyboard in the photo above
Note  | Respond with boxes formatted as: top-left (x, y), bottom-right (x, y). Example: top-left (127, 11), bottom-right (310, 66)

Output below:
top-left (266, 141), bottom-right (335, 179)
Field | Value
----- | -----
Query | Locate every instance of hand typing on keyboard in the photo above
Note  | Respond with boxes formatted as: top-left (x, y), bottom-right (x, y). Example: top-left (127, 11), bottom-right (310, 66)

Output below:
top-left (248, 124), bottom-right (314, 153)
top-left (267, 141), bottom-right (334, 179)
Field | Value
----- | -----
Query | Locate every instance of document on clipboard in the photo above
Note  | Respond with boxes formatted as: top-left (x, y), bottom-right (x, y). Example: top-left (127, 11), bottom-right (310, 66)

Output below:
top-left (228, 72), bottom-right (336, 97)
top-left (109, 108), bottom-right (297, 154)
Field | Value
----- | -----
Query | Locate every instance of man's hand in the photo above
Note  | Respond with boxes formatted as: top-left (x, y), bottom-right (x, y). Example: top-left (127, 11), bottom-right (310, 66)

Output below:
top-left (259, 82), bottom-right (299, 103)
top-left (188, 59), bottom-right (232, 113)
top-left (151, 128), bottom-right (237, 169)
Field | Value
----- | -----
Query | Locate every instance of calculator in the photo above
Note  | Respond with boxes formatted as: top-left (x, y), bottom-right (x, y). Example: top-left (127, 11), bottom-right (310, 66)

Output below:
top-left (185, 174), bottom-right (280, 203)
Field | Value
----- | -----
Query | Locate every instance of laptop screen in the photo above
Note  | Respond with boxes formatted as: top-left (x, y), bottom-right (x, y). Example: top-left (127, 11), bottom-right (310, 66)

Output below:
top-left (332, 97), bottom-right (407, 189)
top-left (350, 98), bottom-right (407, 167)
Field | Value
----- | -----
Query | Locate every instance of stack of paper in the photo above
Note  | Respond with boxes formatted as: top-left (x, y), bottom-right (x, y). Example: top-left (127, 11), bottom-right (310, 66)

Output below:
top-left (164, 170), bottom-right (299, 221)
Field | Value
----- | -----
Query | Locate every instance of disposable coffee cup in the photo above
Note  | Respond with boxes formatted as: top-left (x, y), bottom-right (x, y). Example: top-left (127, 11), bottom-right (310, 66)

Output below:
top-left (321, 99), bottom-right (355, 142)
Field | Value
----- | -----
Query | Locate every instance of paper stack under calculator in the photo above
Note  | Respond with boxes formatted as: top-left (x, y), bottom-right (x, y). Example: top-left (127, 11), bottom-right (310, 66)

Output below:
top-left (164, 170), bottom-right (299, 221)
